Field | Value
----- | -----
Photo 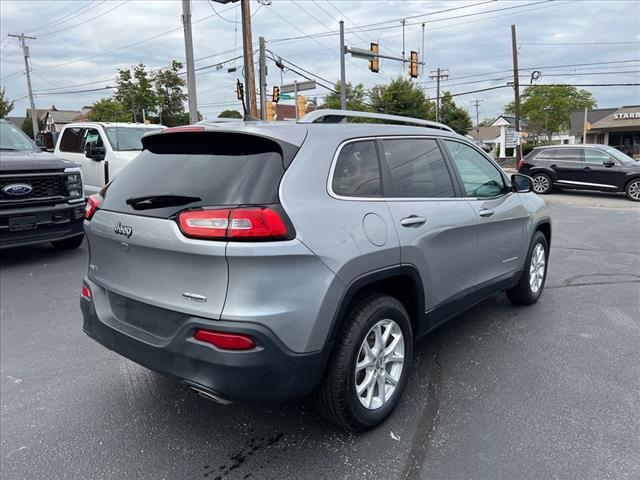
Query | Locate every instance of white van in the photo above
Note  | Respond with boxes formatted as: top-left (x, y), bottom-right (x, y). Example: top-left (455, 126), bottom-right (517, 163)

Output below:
top-left (54, 122), bottom-right (164, 195)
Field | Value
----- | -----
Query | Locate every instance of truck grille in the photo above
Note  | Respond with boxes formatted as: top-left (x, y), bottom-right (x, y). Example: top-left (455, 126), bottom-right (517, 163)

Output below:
top-left (0, 175), bottom-right (66, 200)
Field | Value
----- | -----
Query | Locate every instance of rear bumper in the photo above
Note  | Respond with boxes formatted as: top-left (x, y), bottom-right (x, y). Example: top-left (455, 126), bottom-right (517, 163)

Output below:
top-left (80, 279), bottom-right (331, 402)
top-left (0, 201), bottom-right (85, 249)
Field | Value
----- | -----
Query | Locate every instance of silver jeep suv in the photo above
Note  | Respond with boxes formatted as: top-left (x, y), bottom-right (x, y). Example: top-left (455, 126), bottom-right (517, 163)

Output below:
top-left (80, 110), bottom-right (551, 431)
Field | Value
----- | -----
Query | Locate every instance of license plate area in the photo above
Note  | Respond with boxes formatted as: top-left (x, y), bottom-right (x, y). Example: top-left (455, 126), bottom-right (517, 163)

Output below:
top-left (9, 216), bottom-right (38, 232)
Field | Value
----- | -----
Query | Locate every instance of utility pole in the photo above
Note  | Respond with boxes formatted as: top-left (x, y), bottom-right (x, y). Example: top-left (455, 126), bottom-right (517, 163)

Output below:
top-left (258, 36), bottom-right (267, 120)
top-left (401, 19), bottom-right (406, 66)
top-left (429, 67), bottom-right (449, 123)
top-left (9, 33), bottom-right (38, 139)
top-left (294, 80), bottom-right (299, 120)
top-left (241, 0), bottom-right (257, 117)
top-left (511, 24), bottom-right (522, 165)
top-left (471, 99), bottom-right (482, 144)
top-left (181, 0), bottom-right (198, 124)
top-left (339, 20), bottom-right (346, 110)
top-left (420, 23), bottom-right (425, 78)
top-left (582, 106), bottom-right (588, 144)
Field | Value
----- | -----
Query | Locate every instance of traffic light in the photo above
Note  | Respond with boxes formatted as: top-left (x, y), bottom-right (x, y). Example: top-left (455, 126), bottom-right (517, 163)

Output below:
top-left (409, 51), bottom-right (419, 78)
top-left (265, 101), bottom-right (276, 121)
top-left (297, 95), bottom-right (307, 118)
top-left (236, 80), bottom-right (244, 101)
top-left (272, 86), bottom-right (280, 103)
top-left (369, 42), bottom-right (379, 73)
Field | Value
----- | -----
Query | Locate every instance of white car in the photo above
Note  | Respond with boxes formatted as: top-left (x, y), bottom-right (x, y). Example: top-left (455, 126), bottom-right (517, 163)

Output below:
top-left (54, 122), bottom-right (164, 195)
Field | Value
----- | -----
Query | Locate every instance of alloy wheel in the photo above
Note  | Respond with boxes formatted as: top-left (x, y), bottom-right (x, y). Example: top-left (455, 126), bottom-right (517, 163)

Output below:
top-left (529, 243), bottom-right (546, 294)
top-left (355, 319), bottom-right (405, 410)
top-left (532, 175), bottom-right (550, 194)
top-left (628, 181), bottom-right (640, 201)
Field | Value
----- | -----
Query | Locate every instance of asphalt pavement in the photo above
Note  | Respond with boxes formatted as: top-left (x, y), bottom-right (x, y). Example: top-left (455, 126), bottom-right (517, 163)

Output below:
top-left (1, 193), bottom-right (639, 480)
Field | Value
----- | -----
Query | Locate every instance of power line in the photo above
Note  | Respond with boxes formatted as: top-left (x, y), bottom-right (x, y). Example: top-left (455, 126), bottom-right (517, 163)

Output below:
top-left (37, 1), bottom-right (130, 38)
top-left (17, 1), bottom-right (100, 34)
top-left (521, 41), bottom-right (640, 46)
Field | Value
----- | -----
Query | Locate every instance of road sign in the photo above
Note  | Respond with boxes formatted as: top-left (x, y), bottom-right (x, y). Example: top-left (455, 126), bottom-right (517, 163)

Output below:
top-left (281, 80), bottom-right (316, 93)
top-left (280, 94), bottom-right (292, 100)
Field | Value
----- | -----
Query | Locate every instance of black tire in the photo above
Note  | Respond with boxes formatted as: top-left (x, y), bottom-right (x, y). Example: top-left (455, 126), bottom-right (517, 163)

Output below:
top-left (506, 231), bottom-right (548, 305)
top-left (531, 172), bottom-right (552, 194)
top-left (51, 234), bottom-right (84, 250)
top-left (315, 294), bottom-right (413, 432)
top-left (625, 178), bottom-right (640, 202)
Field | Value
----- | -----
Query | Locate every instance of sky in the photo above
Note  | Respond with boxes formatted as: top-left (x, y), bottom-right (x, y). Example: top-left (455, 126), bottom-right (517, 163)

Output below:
top-left (1, 0), bottom-right (639, 123)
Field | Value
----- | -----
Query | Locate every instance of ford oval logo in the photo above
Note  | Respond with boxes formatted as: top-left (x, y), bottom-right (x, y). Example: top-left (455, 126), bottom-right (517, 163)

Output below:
top-left (2, 183), bottom-right (33, 196)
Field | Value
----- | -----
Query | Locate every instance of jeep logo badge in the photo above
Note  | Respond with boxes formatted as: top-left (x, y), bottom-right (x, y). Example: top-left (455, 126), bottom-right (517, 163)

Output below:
top-left (114, 222), bottom-right (133, 238)
top-left (2, 183), bottom-right (33, 196)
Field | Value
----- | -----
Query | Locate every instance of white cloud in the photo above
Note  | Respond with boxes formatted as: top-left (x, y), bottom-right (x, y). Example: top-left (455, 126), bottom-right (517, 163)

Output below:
top-left (1, 0), bottom-right (639, 120)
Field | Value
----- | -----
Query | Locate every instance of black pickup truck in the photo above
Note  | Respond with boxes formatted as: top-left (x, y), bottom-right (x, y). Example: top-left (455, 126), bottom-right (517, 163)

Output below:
top-left (0, 119), bottom-right (85, 250)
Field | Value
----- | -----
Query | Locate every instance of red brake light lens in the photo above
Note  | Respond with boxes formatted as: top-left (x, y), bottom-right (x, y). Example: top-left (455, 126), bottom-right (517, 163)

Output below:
top-left (81, 283), bottom-right (92, 300)
top-left (84, 194), bottom-right (102, 220)
top-left (193, 329), bottom-right (256, 351)
top-left (177, 207), bottom-right (289, 241)
top-left (517, 159), bottom-right (525, 170)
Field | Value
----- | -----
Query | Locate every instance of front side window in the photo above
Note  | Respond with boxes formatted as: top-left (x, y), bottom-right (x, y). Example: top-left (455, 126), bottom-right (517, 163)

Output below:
top-left (59, 127), bottom-right (83, 152)
top-left (81, 128), bottom-right (104, 151)
top-left (444, 140), bottom-right (508, 198)
top-left (583, 149), bottom-right (614, 164)
top-left (382, 138), bottom-right (455, 198)
top-left (332, 140), bottom-right (382, 197)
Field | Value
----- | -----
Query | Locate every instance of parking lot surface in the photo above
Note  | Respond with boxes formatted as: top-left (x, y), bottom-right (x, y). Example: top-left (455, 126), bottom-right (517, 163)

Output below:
top-left (1, 193), bottom-right (639, 480)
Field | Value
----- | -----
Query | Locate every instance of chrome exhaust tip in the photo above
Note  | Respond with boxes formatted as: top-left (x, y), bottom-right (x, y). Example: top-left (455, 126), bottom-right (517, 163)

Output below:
top-left (189, 386), bottom-right (233, 405)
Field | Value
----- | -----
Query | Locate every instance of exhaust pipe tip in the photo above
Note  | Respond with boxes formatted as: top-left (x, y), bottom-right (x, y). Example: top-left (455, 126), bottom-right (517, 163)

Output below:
top-left (189, 386), bottom-right (233, 405)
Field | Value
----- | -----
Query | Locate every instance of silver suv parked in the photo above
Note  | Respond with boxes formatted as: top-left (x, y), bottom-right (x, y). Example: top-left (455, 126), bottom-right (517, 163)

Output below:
top-left (80, 110), bottom-right (551, 431)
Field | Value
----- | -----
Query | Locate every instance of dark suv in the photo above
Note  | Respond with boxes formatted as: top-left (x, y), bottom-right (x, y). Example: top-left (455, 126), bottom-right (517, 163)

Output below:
top-left (518, 144), bottom-right (640, 201)
top-left (0, 119), bottom-right (85, 249)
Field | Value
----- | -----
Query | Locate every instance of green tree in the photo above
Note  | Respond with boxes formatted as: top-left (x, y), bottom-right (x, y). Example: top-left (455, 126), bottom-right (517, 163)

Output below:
top-left (322, 81), bottom-right (370, 111)
top-left (21, 116), bottom-right (44, 138)
top-left (0, 87), bottom-right (14, 118)
top-left (439, 91), bottom-right (473, 135)
top-left (505, 85), bottom-right (596, 141)
top-left (218, 109), bottom-right (242, 119)
top-left (155, 60), bottom-right (187, 126)
top-left (115, 63), bottom-right (158, 122)
top-left (88, 98), bottom-right (132, 122)
top-left (369, 77), bottom-right (435, 120)
top-left (479, 117), bottom-right (496, 127)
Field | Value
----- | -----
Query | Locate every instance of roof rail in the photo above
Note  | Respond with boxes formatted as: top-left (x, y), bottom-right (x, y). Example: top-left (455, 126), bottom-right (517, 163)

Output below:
top-left (298, 109), bottom-right (454, 133)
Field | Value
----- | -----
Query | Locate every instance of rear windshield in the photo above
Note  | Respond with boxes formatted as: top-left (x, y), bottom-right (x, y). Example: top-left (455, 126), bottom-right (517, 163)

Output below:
top-left (101, 132), bottom-right (286, 218)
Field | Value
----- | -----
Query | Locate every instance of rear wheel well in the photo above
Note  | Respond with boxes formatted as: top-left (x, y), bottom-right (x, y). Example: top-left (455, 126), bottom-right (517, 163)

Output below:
top-left (345, 274), bottom-right (420, 334)
top-left (536, 222), bottom-right (551, 247)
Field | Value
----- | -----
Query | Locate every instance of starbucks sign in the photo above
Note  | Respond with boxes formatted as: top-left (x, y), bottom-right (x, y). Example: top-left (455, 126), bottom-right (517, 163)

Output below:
top-left (613, 112), bottom-right (640, 120)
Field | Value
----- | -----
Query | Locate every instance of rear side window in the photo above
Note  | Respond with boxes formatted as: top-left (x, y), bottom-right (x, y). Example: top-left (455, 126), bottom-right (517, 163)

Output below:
top-left (536, 148), bottom-right (583, 162)
top-left (101, 132), bottom-right (287, 218)
top-left (59, 127), bottom-right (83, 152)
top-left (382, 139), bottom-right (455, 198)
top-left (332, 140), bottom-right (382, 197)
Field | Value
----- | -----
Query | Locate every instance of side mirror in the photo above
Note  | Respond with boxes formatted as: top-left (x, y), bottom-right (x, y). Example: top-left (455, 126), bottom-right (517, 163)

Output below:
top-left (603, 159), bottom-right (615, 167)
top-left (511, 173), bottom-right (533, 193)
top-left (84, 142), bottom-right (106, 161)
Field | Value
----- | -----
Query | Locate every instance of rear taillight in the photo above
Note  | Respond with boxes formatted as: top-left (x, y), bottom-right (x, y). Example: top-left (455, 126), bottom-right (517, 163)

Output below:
top-left (84, 194), bottom-right (102, 220)
top-left (81, 283), bottom-right (92, 300)
top-left (178, 207), bottom-right (289, 241)
top-left (517, 159), bottom-right (525, 170)
top-left (193, 329), bottom-right (256, 351)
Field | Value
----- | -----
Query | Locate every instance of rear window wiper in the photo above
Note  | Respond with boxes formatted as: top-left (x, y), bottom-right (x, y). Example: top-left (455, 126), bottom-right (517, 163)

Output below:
top-left (125, 194), bottom-right (201, 210)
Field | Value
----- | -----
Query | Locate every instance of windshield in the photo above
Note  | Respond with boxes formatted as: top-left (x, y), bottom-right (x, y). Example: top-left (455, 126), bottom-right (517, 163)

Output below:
top-left (104, 127), bottom-right (162, 151)
top-left (0, 121), bottom-right (38, 152)
top-left (604, 146), bottom-right (636, 164)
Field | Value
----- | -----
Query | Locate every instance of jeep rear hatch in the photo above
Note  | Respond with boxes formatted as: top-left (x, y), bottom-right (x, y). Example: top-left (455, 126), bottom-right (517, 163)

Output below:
top-left (85, 130), bottom-right (300, 323)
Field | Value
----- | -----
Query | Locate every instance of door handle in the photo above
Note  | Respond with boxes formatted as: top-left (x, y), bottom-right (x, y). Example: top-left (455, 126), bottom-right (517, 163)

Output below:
top-left (400, 216), bottom-right (427, 227)
top-left (584, 166), bottom-right (591, 171)
top-left (478, 209), bottom-right (495, 218)
top-left (550, 164), bottom-right (557, 169)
